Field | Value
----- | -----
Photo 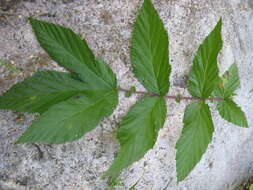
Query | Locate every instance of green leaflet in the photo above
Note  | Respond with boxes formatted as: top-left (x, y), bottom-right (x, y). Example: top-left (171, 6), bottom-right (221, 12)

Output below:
top-left (176, 102), bottom-right (214, 182)
top-left (214, 63), bottom-right (240, 98)
top-left (0, 71), bottom-right (88, 114)
top-left (29, 18), bottom-right (117, 90)
top-left (131, 0), bottom-right (171, 96)
top-left (16, 91), bottom-right (118, 144)
top-left (217, 99), bottom-right (248, 127)
top-left (105, 96), bottom-right (167, 179)
top-left (188, 19), bottom-right (223, 98)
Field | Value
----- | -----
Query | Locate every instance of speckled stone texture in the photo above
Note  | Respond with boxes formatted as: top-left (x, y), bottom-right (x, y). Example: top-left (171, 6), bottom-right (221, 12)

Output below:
top-left (0, 0), bottom-right (253, 189)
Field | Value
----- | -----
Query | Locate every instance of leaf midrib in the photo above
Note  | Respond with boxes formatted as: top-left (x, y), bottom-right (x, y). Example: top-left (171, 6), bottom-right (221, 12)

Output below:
top-left (46, 91), bottom-right (115, 125)
top-left (37, 29), bottom-right (113, 89)
top-left (122, 97), bottom-right (160, 145)
top-left (200, 39), bottom-right (221, 97)
top-left (10, 89), bottom-right (85, 100)
top-left (147, 13), bottom-right (164, 95)
top-left (138, 7), bottom-right (162, 94)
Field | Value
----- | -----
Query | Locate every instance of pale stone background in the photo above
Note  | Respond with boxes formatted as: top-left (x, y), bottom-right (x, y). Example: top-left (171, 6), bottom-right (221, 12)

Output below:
top-left (0, 0), bottom-right (253, 189)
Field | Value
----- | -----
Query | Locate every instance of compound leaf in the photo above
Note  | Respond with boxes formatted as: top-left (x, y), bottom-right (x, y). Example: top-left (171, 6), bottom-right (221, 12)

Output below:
top-left (214, 63), bottom-right (240, 98)
top-left (176, 102), bottom-right (214, 182)
top-left (0, 71), bottom-right (87, 114)
top-left (188, 19), bottom-right (223, 98)
top-left (105, 96), bottom-right (167, 179)
top-left (16, 90), bottom-right (118, 144)
top-left (29, 18), bottom-right (116, 90)
top-left (131, 0), bottom-right (170, 96)
top-left (217, 99), bottom-right (248, 127)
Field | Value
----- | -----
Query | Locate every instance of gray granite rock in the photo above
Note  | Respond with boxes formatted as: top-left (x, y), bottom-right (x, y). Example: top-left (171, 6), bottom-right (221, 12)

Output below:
top-left (0, 0), bottom-right (253, 189)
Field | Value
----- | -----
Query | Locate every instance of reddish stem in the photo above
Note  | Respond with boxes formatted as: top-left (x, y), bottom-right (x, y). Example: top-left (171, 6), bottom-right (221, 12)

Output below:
top-left (117, 88), bottom-right (223, 101)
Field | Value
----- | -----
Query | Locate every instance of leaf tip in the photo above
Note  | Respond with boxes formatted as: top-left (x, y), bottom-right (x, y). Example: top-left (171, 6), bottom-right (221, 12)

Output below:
top-left (28, 17), bottom-right (36, 24)
top-left (230, 63), bottom-right (237, 68)
top-left (14, 138), bottom-right (24, 145)
top-left (214, 17), bottom-right (223, 36)
top-left (242, 120), bottom-right (249, 128)
top-left (176, 173), bottom-right (185, 184)
top-left (15, 133), bottom-right (32, 144)
top-left (102, 170), bottom-right (118, 183)
top-left (144, 0), bottom-right (152, 4)
top-left (218, 17), bottom-right (222, 24)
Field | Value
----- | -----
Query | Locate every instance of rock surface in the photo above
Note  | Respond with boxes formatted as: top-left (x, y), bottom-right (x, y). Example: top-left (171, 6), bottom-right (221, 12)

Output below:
top-left (0, 0), bottom-right (253, 189)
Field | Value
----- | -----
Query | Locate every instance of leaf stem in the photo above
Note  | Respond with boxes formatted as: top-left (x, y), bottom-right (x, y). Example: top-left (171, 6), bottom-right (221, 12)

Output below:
top-left (117, 88), bottom-right (223, 101)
